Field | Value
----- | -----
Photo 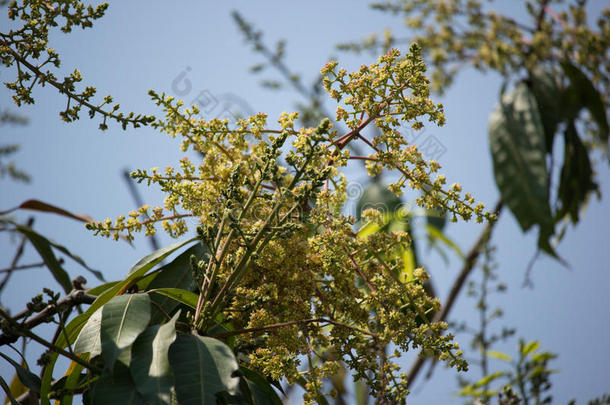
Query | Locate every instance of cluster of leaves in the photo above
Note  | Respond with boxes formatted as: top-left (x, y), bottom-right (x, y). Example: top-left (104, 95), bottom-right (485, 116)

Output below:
top-left (0, 0), bottom-right (154, 129)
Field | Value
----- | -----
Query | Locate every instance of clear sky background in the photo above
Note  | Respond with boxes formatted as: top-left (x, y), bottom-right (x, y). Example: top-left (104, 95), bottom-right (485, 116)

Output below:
top-left (1, 1), bottom-right (609, 404)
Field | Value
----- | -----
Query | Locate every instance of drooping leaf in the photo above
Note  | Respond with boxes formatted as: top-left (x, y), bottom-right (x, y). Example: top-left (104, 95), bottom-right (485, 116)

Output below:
top-left (529, 66), bottom-right (561, 152)
top-left (0, 353), bottom-right (40, 394)
top-left (0, 199), bottom-right (95, 223)
top-left (99, 294), bottom-right (151, 371)
top-left (489, 82), bottom-right (553, 236)
top-left (130, 312), bottom-right (179, 405)
top-left (56, 237), bottom-right (197, 350)
top-left (73, 308), bottom-right (102, 356)
top-left (169, 334), bottom-right (240, 405)
top-left (13, 225), bottom-right (72, 293)
top-left (556, 121), bottom-right (598, 223)
top-left (561, 61), bottom-right (609, 144)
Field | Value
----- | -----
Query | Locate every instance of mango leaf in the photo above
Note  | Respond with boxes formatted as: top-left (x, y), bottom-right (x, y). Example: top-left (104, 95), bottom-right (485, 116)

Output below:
top-left (356, 180), bottom-right (402, 221)
top-left (489, 82), bottom-right (553, 239)
top-left (471, 371), bottom-right (505, 388)
top-left (13, 225), bottom-right (71, 294)
top-left (99, 294), bottom-right (151, 371)
top-left (561, 61), bottom-right (609, 144)
top-left (56, 237), bottom-right (197, 350)
top-left (89, 361), bottom-right (146, 405)
top-left (529, 67), bottom-right (561, 152)
top-left (146, 242), bottom-right (204, 324)
top-left (239, 367), bottom-right (282, 405)
top-left (169, 334), bottom-right (240, 405)
top-left (556, 122), bottom-right (598, 223)
top-left (54, 359), bottom-right (86, 405)
top-left (521, 340), bottom-right (540, 357)
top-left (485, 350), bottom-right (513, 363)
top-left (39, 352), bottom-right (58, 405)
top-left (73, 308), bottom-right (102, 356)
top-left (4, 370), bottom-right (27, 405)
top-left (130, 312), bottom-right (179, 405)
top-left (148, 288), bottom-right (198, 310)
top-left (425, 224), bottom-right (464, 259)
top-left (0, 353), bottom-right (40, 394)
top-left (0, 376), bottom-right (19, 405)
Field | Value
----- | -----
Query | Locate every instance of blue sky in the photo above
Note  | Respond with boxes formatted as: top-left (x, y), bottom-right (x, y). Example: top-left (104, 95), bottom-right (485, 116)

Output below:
top-left (1, 1), bottom-right (609, 403)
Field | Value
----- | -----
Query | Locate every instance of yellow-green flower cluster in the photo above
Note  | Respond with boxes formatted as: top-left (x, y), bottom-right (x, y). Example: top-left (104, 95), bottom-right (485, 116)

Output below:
top-left (87, 46), bottom-right (488, 403)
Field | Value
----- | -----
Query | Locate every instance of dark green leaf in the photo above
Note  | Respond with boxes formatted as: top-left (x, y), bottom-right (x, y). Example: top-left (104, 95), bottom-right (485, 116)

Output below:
top-left (561, 61), bottom-right (609, 144)
top-left (89, 361), bottom-right (146, 405)
top-left (556, 121), bottom-right (598, 223)
top-left (130, 312), bottom-right (179, 405)
top-left (169, 334), bottom-right (240, 405)
top-left (356, 180), bottom-right (402, 221)
top-left (14, 225), bottom-right (72, 294)
top-left (146, 242), bottom-right (204, 324)
top-left (0, 376), bottom-right (20, 405)
top-left (0, 353), bottom-right (41, 393)
top-left (99, 294), bottom-right (151, 371)
top-left (148, 288), bottom-right (198, 310)
top-left (239, 367), bottom-right (282, 405)
top-left (489, 82), bottom-right (553, 235)
top-left (529, 66), bottom-right (561, 152)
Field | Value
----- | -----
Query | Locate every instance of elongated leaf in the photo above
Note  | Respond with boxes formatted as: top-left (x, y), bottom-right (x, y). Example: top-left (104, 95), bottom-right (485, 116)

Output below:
top-left (561, 61), bottom-right (609, 143)
top-left (130, 312), bottom-right (179, 405)
top-left (148, 288), bottom-right (198, 310)
top-left (146, 242), bottom-right (204, 323)
top-left (521, 340), bottom-right (540, 356)
top-left (485, 350), bottom-right (512, 362)
top-left (529, 67), bottom-right (561, 152)
top-left (90, 361), bottom-right (146, 405)
top-left (425, 224), bottom-right (464, 259)
top-left (489, 82), bottom-right (553, 234)
top-left (0, 376), bottom-right (19, 405)
top-left (73, 308), bottom-right (102, 356)
top-left (239, 367), bottom-right (282, 405)
top-left (0, 353), bottom-right (40, 393)
top-left (4, 370), bottom-right (27, 405)
top-left (39, 352), bottom-right (58, 405)
top-left (0, 199), bottom-right (95, 223)
top-left (100, 294), bottom-right (151, 371)
top-left (14, 225), bottom-right (72, 293)
top-left (169, 334), bottom-right (240, 405)
top-left (56, 359), bottom-right (86, 405)
top-left (556, 122), bottom-right (598, 223)
top-left (56, 237), bottom-right (197, 350)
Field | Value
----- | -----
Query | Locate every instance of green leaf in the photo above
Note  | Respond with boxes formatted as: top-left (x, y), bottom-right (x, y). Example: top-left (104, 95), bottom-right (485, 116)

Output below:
top-left (14, 225), bottom-right (72, 294)
top-left (39, 352), bottom-right (58, 405)
top-left (485, 350), bottom-right (513, 362)
top-left (556, 121), bottom-right (598, 223)
top-left (489, 82), bottom-right (553, 234)
top-left (472, 371), bottom-right (505, 388)
top-left (56, 237), bottom-right (197, 350)
top-left (99, 294), bottom-right (151, 371)
top-left (425, 224), bottom-right (464, 259)
top-left (130, 312), bottom-right (179, 405)
top-left (73, 308), bottom-right (102, 356)
top-left (169, 334), bottom-right (240, 405)
top-left (0, 353), bottom-right (40, 393)
top-left (148, 288), bottom-right (199, 310)
top-left (521, 340), bottom-right (540, 356)
top-left (146, 242), bottom-right (204, 324)
top-left (356, 180), bottom-right (402, 221)
top-left (239, 367), bottom-right (282, 405)
top-left (0, 376), bottom-right (19, 405)
top-left (89, 361), bottom-right (146, 405)
top-left (561, 61), bottom-right (609, 144)
top-left (529, 67), bottom-right (561, 152)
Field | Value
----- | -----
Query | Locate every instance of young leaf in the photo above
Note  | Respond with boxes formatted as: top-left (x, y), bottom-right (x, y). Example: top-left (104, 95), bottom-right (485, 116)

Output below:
top-left (169, 334), bottom-right (240, 405)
